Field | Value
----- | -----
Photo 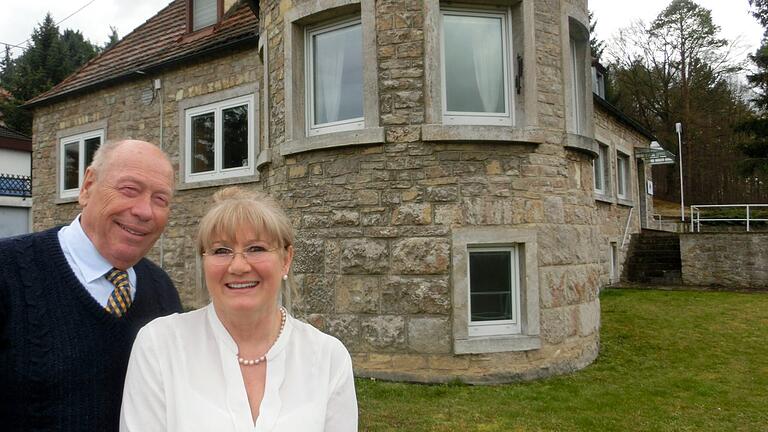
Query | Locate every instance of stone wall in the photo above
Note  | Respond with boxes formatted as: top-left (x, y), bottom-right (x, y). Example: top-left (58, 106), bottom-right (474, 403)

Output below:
top-left (681, 233), bottom-right (768, 289)
top-left (31, 47), bottom-right (261, 307)
top-left (29, 0), bottom-right (656, 384)
top-left (593, 107), bottom-right (654, 286)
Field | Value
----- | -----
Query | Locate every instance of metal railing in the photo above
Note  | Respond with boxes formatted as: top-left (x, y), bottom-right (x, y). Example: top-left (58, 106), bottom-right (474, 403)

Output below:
top-left (690, 204), bottom-right (768, 232)
top-left (0, 174), bottom-right (32, 197)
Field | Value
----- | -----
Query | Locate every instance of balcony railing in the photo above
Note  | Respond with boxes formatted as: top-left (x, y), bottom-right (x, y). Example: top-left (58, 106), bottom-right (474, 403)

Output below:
top-left (0, 174), bottom-right (32, 197)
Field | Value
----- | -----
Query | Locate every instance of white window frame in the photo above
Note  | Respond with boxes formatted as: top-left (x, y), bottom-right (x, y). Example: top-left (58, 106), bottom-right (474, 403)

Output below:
top-left (304, 17), bottom-right (365, 137)
top-left (594, 143), bottom-right (609, 195)
top-left (570, 36), bottom-right (586, 134)
top-left (59, 129), bottom-right (104, 199)
top-left (467, 245), bottom-right (522, 337)
top-left (439, 6), bottom-right (514, 127)
top-left (184, 94), bottom-right (255, 184)
top-left (616, 152), bottom-right (630, 199)
top-left (452, 227), bottom-right (540, 354)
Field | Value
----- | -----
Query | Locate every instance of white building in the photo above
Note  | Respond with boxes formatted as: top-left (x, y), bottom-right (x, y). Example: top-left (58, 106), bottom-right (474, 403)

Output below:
top-left (0, 125), bottom-right (32, 238)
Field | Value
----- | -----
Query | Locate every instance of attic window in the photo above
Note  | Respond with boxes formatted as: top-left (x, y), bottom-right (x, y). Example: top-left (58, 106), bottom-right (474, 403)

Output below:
top-left (191, 0), bottom-right (220, 31)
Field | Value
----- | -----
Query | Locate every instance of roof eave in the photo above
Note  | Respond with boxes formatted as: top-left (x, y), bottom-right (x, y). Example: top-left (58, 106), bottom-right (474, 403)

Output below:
top-left (23, 33), bottom-right (259, 110)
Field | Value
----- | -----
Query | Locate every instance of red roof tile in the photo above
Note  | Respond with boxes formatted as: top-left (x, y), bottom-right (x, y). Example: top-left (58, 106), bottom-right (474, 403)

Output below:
top-left (25, 0), bottom-right (258, 108)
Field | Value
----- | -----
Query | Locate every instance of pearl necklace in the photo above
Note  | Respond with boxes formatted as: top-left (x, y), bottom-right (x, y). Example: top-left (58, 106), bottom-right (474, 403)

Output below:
top-left (236, 307), bottom-right (287, 366)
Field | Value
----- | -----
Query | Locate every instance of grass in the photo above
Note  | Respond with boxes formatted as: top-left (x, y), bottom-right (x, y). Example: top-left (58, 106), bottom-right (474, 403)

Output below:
top-left (357, 289), bottom-right (768, 431)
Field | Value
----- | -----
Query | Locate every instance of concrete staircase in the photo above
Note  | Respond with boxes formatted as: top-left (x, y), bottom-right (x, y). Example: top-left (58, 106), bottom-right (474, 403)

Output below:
top-left (623, 229), bottom-right (682, 284)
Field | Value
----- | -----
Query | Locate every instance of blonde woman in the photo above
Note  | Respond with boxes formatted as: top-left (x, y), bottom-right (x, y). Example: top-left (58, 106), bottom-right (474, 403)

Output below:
top-left (120, 187), bottom-right (357, 431)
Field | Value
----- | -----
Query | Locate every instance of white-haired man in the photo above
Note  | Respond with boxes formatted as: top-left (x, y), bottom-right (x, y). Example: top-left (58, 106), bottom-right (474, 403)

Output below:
top-left (0, 139), bottom-right (182, 432)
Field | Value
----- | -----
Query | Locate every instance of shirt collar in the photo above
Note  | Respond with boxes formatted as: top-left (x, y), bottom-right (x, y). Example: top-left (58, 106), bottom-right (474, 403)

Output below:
top-left (59, 215), bottom-right (124, 283)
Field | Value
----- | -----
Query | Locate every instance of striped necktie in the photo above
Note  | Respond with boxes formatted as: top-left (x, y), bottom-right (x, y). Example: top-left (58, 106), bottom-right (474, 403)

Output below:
top-left (105, 268), bottom-right (132, 317)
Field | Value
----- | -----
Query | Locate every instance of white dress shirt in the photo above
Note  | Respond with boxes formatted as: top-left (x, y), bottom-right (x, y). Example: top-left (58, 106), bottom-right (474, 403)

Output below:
top-left (120, 304), bottom-right (358, 432)
top-left (58, 215), bottom-right (136, 306)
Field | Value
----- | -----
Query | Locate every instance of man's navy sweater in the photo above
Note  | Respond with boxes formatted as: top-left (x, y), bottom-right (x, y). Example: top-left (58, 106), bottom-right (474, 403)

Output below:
top-left (0, 227), bottom-right (182, 432)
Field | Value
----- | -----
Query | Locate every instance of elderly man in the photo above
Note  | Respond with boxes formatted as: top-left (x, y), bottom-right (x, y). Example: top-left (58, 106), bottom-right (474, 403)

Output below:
top-left (0, 140), bottom-right (182, 432)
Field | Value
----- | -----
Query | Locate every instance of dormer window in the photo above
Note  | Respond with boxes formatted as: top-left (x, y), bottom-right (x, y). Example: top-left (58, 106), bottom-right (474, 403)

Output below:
top-left (190, 0), bottom-right (221, 31)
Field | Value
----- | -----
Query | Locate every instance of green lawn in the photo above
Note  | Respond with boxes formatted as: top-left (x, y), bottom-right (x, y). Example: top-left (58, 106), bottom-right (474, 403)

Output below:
top-left (357, 289), bottom-right (768, 431)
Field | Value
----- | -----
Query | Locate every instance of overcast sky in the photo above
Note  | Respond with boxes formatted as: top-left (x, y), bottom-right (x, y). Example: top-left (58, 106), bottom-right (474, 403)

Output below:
top-left (0, 0), bottom-right (764, 61)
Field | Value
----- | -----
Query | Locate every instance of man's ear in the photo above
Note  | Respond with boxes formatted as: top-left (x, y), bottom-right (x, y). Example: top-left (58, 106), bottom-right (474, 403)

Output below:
top-left (78, 167), bottom-right (96, 207)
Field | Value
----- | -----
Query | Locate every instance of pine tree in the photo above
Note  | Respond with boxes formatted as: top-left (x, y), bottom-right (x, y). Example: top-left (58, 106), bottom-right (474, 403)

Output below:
top-left (736, 0), bottom-right (768, 177)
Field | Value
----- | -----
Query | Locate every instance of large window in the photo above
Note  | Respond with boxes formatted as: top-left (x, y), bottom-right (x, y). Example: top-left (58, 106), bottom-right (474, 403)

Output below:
top-left (59, 130), bottom-right (102, 199)
top-left (184, 94), bottom-right (254, 183)
top-left (616, 152), bottom-right (630, 199)
top-left (594, 143), bottom-right (609, 195)
top-left (440, 7), bottom-right (513, 126)
top-left (191, 0), bottom-right (218, 31)
top-left (468, 246), bottom-right (521, 336)
top-left (569, 18), bottom-right (588, 135)
top-left (305, 17), bottom-right (364, 136)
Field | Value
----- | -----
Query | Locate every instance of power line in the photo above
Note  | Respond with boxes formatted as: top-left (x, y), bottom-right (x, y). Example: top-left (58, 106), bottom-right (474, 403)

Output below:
top-left (7, 0), bottom-right (101, 53)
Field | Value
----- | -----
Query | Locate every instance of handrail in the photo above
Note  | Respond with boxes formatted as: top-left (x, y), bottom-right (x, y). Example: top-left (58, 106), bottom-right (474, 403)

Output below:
top-left (621, 206), bottom-right (634, 248)
top-left (690, 204), bottom-right (768, 232)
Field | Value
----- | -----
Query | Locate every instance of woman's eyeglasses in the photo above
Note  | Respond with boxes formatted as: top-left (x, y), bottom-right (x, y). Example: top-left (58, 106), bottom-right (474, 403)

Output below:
top-left (202, 245), bottom-right (279, 265)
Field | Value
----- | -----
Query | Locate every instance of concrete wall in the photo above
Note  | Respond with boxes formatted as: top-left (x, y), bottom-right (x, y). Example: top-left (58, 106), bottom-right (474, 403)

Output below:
top-left (0, 148), bottom-right (31, 176)
top-left (681, 233), bottom-right (768, 289)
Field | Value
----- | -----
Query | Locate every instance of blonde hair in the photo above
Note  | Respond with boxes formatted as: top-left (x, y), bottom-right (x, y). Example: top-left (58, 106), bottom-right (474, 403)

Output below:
top-left (197, 187), bottom-right (294, 255)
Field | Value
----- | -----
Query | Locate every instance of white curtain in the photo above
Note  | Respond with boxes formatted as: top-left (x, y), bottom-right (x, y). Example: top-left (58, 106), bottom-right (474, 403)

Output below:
top-left (314, 30), bottom-right (346, 124)
top-left (470, 19), bottom-right (503, 113)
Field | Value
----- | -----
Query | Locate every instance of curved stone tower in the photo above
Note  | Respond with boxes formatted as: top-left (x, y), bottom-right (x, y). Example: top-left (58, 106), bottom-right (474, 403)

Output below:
top-left (257, 0), bottom-right (599, 383)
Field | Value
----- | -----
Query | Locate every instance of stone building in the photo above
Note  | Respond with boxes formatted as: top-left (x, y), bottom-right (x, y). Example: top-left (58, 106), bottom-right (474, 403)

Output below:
top-left (26, 0), bottom-right (657, 383)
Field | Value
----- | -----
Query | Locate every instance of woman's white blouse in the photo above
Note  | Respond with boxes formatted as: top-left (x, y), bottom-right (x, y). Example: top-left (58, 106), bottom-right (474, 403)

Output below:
top-left (120, 304), bottom-right (358, 432)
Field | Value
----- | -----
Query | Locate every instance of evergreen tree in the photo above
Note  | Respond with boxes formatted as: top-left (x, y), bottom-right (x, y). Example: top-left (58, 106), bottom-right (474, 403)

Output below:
top-left (588, 11), bottom-right (605, 61)
top-left (735, 0), bottom-right (768, 177)
top-left (103, 26), bottom-right (120, 51)
top-left (605, 0), bottom-right (762, 202)
top-left (0, 13), bottom-right (101, 134)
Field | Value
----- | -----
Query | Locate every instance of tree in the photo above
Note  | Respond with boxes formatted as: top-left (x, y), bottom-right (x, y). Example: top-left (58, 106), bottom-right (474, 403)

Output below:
top-left (605, 0), bottom-right (763, 203)
top-left (588, 11), bottom-right (606, 61)
top-left (0, 13), bottom-right (101, 134)
top-left (734, 0), bottom-right (768, 177)
top-left (103, 26), bottom-right (120, 51)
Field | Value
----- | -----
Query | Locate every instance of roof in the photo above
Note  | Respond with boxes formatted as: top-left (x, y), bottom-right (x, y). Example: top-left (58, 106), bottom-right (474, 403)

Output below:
top-left (25, 0), bottom-right (259, 108)
top-left (593, 94), bottom-right (658, 143)
top-left (0, 124), bottom-right (32, 152)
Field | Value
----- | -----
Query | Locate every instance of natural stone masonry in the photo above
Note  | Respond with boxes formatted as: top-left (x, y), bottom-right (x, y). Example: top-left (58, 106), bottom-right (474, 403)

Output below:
top-left (681, 233), bottom-right (768, 289)
top-left (30, 0), bottom-right (652, 383)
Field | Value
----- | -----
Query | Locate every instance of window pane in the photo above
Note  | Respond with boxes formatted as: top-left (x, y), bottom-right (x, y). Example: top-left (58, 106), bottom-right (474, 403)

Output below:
top-left (193, 0), bottom-right (217, 31)
top-left (64, 142), bottom-right (79, 190)
top-left (191, 112), bottom-right (215, 173)
top-left (84, 137), bottom-right (100, 169)
top-left (222, 104), bottom-right (249, 169)
top-left (593, 156), bottom-right (603, 190)
top-left (469, 251), bottom-right (512, 322)
top-left (312, 22), bottom-right (363, 125)
top-left (444, 13), bottom-right (505, 114)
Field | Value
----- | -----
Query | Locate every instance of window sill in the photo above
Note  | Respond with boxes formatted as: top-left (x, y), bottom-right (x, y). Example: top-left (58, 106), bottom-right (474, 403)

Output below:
top-left (594, 192), bottom-right (614, 204)
top-left (55, 195), bottom-right (79, 205)
top-left (256, 148), bottom-right (272, 169)
top-left (281, 127), bottom-right (385, 156)
top-left (177, 172), bottom-right (260, 191)
top-left (564, 133), bottom-right (597, 157)
top-left (617, 197), bottom-right (634, 207)
top-left (454, 334), bottom-right (541, 355)
top-left (422, 124), bottom-right (544, 144)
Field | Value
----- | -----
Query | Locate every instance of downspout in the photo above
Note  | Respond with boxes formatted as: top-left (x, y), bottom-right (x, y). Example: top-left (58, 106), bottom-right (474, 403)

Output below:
top-left (155, 77), bottom-right (166, 268)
